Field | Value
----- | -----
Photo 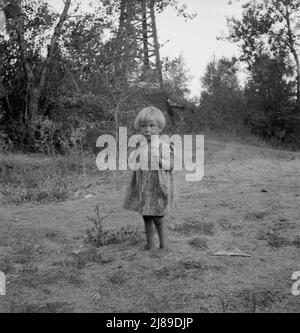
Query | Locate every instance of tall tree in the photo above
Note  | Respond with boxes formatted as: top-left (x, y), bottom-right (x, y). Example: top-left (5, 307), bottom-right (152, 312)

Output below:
top-left (199, 56), bottom-right (245, 130)
top-left (227, 0), bottom-right (300, 103)
top-left (244, 53), bottom-right (295, 139)
top-left (162, 54), bottom-right (192, 99)
top-left (2, 0), bottom-right (71, 133)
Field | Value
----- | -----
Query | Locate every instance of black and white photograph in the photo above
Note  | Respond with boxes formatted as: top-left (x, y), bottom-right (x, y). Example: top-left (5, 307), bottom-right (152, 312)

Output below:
top-left (0, 0), bottom-right (300, 315)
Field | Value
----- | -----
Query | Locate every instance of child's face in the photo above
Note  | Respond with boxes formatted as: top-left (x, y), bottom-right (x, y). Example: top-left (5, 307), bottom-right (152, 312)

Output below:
top-left (139, 117), bottom-right (161, 141)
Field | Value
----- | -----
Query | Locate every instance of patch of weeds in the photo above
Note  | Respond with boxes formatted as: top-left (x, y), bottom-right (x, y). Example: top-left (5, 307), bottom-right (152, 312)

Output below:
top-left (230, 288), bottom-right (284, 312)
top-left (218, 217), bottom-right (232, 230)
top-left (106, 225), bottom-right (143, 245)
top-left (154, 265), bottom-right (187, 280)
top-left (0, 257), bottom-right (14, 274)
top-left (179, 259), bottom-right (205, 270)
top-left (13, 242), bottom-right (39, 264)
top-left (145, 291), bottom-right (172, 313)
top-left (292, 235), bottom-right (300, 248)
top-left (68, 256), bottom-right (87, 270)
top-left (45, 231), bottom-right (67, 243)
top-left (266, 234), bottom-right (289, 248)
top-left (154, 265), bottom-right (173, 279)
top-left (273, 218), bottom-right (296, 231)
top-left (16, 264), bottom-right (39, 274)
top-left (85, 205), bottom-right (143, 247)
top-left (214, 286), bottom-right (259, 313)
top-left (245, 211), bottom-right (268, 221)
top-left (173, 221), bottom-right (215, 236)
top-left (20, 267), bottom-right (83, 288)
top-left (217, 290), bottom-right (227, 313)
top-left (188, 237), bottom-right (208, 250)
top-left (54, 248), bottom-right (114, 270)
top-left (109, 270), bottom-right (128, 285)
top-left (154, 260), bottom-right (206, 281)
top-left (0, 171), bottom-right (69, 205)
top-left (85, 205), bottom-right (114, 247)
top-left (13, 301), bottom-right (73, 313)
top-left (257, 230), bottom-right (293, 248)
top-left (73, 248), bottom-right (102, 268)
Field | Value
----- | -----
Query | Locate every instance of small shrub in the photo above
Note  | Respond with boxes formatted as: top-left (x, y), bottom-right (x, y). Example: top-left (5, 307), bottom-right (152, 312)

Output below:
top-left (85, 205), bottom-right (143, 247)
top-left (267, 235), bottom-right (288, 248)
top-left (257, 230), bottom-right (290, 248)
top-left (109, 271), bottom-right (127, 285)
top-left (85, 205), bottom-right (114, 247)
top-left (13, 301), bottom-right (73, 313)
top-left (188, 237), bottom-right (208, 249)
top-left (0, 257), bottom-right (14, 274)
top-left (0, 132), bottom-right (14, 152)
top-left (245, 211), bottom-right (268, 221)
top-left (179, 259), bottom-right (205, 271)
top-left (292, 235), bottom-right (300, 248)
top-left (258, 230), bottom-right (300, 248)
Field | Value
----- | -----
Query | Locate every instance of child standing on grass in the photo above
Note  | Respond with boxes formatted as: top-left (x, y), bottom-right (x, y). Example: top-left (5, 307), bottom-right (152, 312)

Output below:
top-left (123, 106), bottom-right (176, 253)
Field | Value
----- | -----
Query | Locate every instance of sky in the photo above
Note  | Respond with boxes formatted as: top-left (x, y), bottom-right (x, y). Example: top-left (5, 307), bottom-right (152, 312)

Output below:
top-left (156, 0), bottom-right (243, 97)
top-left (0, 0), bottom-right (244, 97)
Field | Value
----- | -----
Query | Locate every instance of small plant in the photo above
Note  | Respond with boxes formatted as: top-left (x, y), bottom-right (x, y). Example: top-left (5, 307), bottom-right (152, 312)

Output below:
top-left (0, 132), bottom-right (14, 152)
top-left (292, 235), bottom-right (300, 248)
top-left (85, 205), bottom-right (143, 247)
top-left (179, 259), bottom-right (205, 270)
top-left (267, 234), bottom-right (290, 248)
top-left (85, 205), bottom-right (114, 247)
top-left (146, 291), bottom-right (172, 313)
top-left (0, 257), bottom-right (14, 274)
top-left (215, 283), bottom-right (227, 313)
top-left (32, 116), bottom-right (58, 157)
top-left (245, 292), bottom-right (256, 313)
top-left (257, 230), bottom-right (290, 248)
top-left (14, 301), bottom-right (73, 313)
top-left (68, 121), bottom-right (90, 186)
top-left (188, 237), bottom-right (208, 249)
top-left (109, 270), bottom-right (127, 285)
top-left (245, 211), bottom-right (268, 221)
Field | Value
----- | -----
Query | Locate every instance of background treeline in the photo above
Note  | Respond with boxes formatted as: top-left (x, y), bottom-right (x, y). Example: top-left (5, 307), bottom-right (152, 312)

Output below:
top-left (193, 0), bottom-right (300, 148)
top-left (0, 0), bottom-right (300, 154)
top-left (0, 0), bottom-right (194, 154)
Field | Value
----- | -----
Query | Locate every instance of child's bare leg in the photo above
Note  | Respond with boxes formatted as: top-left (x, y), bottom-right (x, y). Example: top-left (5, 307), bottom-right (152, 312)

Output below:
top-left (143, 216), bottom-right (155, 250)
top-left (153, 216), bottom-right (168, 250)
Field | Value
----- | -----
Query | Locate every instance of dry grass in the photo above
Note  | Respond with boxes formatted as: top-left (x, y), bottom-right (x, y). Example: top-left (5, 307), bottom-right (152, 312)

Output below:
top-left (1, 138), bottom-right (300, 313)
top-left (0, 153), bottom-right (111, 205)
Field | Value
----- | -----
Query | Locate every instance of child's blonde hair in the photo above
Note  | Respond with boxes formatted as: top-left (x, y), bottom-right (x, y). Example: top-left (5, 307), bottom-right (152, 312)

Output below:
top-left (134, 106), bottom-right (166, 130)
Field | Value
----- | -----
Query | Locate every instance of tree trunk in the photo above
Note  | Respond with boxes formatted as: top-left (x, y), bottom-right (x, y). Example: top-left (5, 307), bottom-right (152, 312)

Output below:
top-left (28, 86), bottom-right (40, 120)
top-left (8, 0), bottom-right (71, 122)
top-left (115, 103), bottom-right (119, 164)
top-left (284, 2), bottom-right (300, 105)
top-left (293, 52), bottom-right (300, 105)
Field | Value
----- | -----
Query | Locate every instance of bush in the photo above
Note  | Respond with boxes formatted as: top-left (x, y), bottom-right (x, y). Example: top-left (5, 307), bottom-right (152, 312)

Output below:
top-left (0, 154), bottom-right (72, 205)
top-left (85, 205), bottom-right (143, 247)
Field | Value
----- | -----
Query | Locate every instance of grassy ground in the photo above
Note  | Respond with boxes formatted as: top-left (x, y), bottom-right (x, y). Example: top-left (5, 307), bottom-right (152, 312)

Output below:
top-left (0, 138), bottom-right (300, 313)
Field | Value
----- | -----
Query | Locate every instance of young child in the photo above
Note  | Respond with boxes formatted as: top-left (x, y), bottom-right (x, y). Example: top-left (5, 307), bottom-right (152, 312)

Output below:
top-left (123, 106), bottom-right (176, 253)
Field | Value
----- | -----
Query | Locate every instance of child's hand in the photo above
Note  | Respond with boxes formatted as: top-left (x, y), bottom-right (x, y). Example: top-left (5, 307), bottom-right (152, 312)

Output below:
top-left (154, 143), bottom-right (175, 170)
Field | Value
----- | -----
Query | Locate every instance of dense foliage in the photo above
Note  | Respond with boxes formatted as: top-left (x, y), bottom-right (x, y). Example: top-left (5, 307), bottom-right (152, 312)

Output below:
top-left (0, 0), bottom-right (299, 152)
